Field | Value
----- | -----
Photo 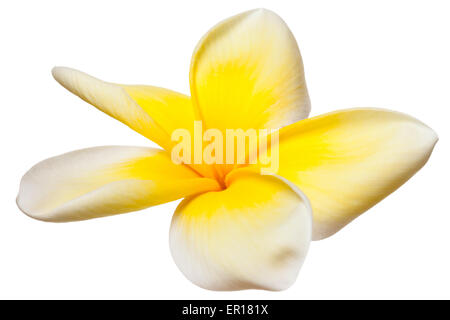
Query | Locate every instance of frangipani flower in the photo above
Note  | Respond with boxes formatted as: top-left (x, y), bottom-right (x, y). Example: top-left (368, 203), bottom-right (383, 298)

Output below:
top-left (17, 9), bottom-right (437, 291)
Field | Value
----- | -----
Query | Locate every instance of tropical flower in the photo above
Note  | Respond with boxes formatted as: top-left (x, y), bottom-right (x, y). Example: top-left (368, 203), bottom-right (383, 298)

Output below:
top-left (17, 9), bottom-right (437, 291)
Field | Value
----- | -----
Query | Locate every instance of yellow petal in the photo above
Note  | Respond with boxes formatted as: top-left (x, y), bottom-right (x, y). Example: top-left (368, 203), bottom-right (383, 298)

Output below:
top-left (190, 9), bottom-right (310, 131)
top-left (253, 108), bottom-right (437, 240)
top-left (170, 169), bottom-right (311, 291)
top-left (52, 67), bottom-right (215, 179)
top-left (17, 146), bottom-right (220, 222)
top-left (189, 9), bottom-right (310, 179)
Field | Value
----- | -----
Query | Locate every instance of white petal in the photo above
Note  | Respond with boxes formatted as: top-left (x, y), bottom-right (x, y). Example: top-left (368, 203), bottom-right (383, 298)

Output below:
top-left (169, 169), bottom-right (311, 291)
top-left (17, 146), bottom-right (220, 221)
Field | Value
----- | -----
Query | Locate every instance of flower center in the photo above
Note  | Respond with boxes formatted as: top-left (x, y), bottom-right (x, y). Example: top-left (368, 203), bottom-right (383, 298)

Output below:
top-left (170, 121), bottom-right (280, 185)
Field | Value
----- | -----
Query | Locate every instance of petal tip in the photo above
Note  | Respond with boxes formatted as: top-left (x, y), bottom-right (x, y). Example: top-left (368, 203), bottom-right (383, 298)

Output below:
top-left (51, 66), bottom-right (96, 90)
top-left (250, 7), bottom-right (276, 16)
top-left (51, 66), bottom-right (70, 83)
top-left (16, 172), bottom-right (49, 222)
top-left (16, 189), bottom-right (48, 222)
top-left (51, 66), bottom-right (80, 90)
top-left (429, 127), bottom-right (439, 146)
top-left (413, 120), bottom-right (439, 155)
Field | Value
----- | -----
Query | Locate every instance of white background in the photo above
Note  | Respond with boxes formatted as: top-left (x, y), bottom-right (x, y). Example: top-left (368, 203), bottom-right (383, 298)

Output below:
top-left (1, 0), bottom-right (449, 299)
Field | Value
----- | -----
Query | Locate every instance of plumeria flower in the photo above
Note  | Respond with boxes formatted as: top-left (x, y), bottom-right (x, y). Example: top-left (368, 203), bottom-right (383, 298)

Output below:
top-left (17, 9), bottom-right (437, 291)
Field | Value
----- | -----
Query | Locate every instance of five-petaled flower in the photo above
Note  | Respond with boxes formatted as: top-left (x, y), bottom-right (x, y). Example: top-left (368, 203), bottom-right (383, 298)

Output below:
top-left (17, 9), bottom-right (437, 291)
